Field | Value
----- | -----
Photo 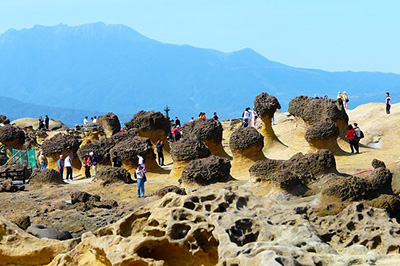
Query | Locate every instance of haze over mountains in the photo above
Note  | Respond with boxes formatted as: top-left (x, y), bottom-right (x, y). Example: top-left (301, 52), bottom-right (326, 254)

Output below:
top-left (0, 22), bottom-right (399, 125)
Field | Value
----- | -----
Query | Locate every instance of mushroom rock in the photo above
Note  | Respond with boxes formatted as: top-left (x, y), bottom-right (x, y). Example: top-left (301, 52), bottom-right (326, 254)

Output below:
top-left (0, 115), bottom-right (10, 125)
top-left (170, 138), bottom-right (211, 179)
top-left (41, 133), bottom-right (82, 170)
top-left (181, 119), bottom-right (229, 158)
top-left (304, 118), bottom-right (342, 153)
top-left (77, 138), bottom-right (116, 166)
top-left (29, 169), bottom-right (65, 185)
top-left (229, 127), bottom-right (266, 178)
top-left (253, 92), bottom-right (283, 148)
top-left (250, 149), bottom-right (338, 195)
top-left (288, 96), bottom-right (349, 137)
top-left (179, 155), bottom-right (232, 185)
top-left (124, 111), bottom-right (170, 153)
top-left (0, 125), bottom-right (25, 149)
top-left (109, 136), bottom-right (161, 174)
top-left (95, 166), bottom-right (133, 185)
top-left (111, 128), bottom-right (138, 143)
top-left (96, 113), bottom-right (121, 137)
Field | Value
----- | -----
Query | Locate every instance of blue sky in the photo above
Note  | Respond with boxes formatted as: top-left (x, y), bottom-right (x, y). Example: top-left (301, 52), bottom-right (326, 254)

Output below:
top-left (1, 0), bottom-right (399, 73)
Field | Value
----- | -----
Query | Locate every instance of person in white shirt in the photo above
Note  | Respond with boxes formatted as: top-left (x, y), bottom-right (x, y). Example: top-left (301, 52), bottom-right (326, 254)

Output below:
top-left (65, 153), bottom-right (73, 181)
top-left (242, 107), bottom-right (251, 128)
top-left (83, 116), bottom-right (89, 125)
top-left (93, 116), bottom-right (97, 123)
top-left (386, 92), bottom-right (392, 114)
top-left (135, 165), bottom-right (146, 197)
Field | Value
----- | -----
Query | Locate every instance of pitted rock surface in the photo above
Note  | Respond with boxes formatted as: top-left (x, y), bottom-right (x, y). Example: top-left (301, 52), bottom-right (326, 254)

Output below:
top-left (250, 149), bottom-right (338, 185)
top-left (288, 96), bottom-right (348, 124)
top-left (109, 136), bottom-right (155, 163)
top-left (111, 128), bottom-right (138, 143)
top-left (0, 124), bottom-right (25, 144)
top-left (179, 155), bottom-right (231, 185)
top-left (372, 159), bottom-right (386, 169)
top-left (29, 169), bottom-right (64, 185)
top-left (96, 112), bottom-right (121, 136)
top-left (181, 119), bottom-right (223, 142)
top-left (77, 138), bottom-right (115, 163)
top-left (305, 118), bottom-right (339, 141)
top-left (124, 110), bottom-right (170, 134)
top-left (229, 127), bottom-right (264, 151)
top-left (253, 92), bottom-right (281, 117)
top-left (48, 185), bottom-right (396, 266)
top-left (41, 133), bottom-right (82, 155)
top-left (95, 166), bottom-right (133, 184)
top-left (153, 186), bottom-right (187, 197)
top-left (170, 138), bottom-right (211, 161)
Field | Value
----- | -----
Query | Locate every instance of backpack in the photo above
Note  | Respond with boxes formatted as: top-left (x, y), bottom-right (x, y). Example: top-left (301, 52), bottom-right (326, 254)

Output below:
top-left (359, 130), bottom-right (364, 139)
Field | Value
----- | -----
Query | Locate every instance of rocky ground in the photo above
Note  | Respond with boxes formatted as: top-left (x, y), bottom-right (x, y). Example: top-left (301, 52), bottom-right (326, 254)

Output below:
top-left (1, 102), bottom-right (400, 265)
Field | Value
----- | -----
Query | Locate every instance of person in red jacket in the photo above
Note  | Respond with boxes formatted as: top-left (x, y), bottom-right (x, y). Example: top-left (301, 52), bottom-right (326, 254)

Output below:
top-left (84, 154), bottom-right (93, 178)
top-left (345, 124), bottom-right (359, 154)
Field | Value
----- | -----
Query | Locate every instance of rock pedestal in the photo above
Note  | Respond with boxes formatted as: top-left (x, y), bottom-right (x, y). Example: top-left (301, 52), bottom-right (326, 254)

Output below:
top-left (0, 125), bottom-right (25, 149)
top-left (229, 127), bottom-right (266, 178)
top-left (96, 113), bottom-right (121, 137)
top-left (304, 118), bottom-right (342, 153)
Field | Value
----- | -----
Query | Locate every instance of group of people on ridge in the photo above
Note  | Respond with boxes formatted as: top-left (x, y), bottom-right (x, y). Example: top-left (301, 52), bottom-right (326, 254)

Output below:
top-left (242, 107), bottom-right (257, 128)
top-left (83, 116), bottom-right (97, 125)
top-left (38, 115), bottom-right (50, 130)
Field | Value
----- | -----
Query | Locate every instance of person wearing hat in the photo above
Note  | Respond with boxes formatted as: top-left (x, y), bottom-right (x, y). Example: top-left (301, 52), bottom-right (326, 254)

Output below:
top-left (38, 151), bottom-right (47, 169)
top-left (65, 153), bottom-right (73, 181)
top-left (57, 155), bottom-right (64, 178)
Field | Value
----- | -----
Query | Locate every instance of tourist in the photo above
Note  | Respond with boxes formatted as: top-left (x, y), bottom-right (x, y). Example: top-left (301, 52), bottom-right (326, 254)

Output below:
top-left (198, 112), bottom-right (203, 119)
top-left (87, 138), bottom-right (92, 144)
top-left (57, 155), bottom-right (64, 178)
top-left (135, 165), bottom-right (146, 198)
top-left (213, 112), bottom-right (220, 120)
top-left (175, 117), bottom-right (181, 127)
top-left (84, 153), bottom-right (92, 178)
top-left (343, 91), bottom-right (349, 109)
top-left (93, 116), bottom-right (97, 123)
top-left (112, 151), bottom-right (122, 167)
top-left (90, 117), bottom-right (94, 123)
top-left (83, 116), bottom-right (89, 125)
top-left (65, 153), bottom-right (73, 181)
top-left (201, 113), bottom-right (206, 119)
top-left (242, 107), bottom-right (251, 128)
top-left (324, 95), bottom-right (328, 100)
top-left (172, 126), bottom-right (181, 142)
top-left (190, 117), bottom-right (194, 122)
top-left (386, 92), bottom-right (392, 114)
top-left (38, 151), bottom-right (47, 169)
top-left (38, 116), bottom-right (44, 129)
top-left (156, 140), bottom-right (164, 166)
top-left (45, 115), bottom-right (50, 129)
top-left (90, 152), bottom-right (99, 177)
top-left (345, 125), bottom-right (359, 154)
top-left (353, 123), bottom-right (364, 151)
top-left (337, 91), bottom-right (343, 101)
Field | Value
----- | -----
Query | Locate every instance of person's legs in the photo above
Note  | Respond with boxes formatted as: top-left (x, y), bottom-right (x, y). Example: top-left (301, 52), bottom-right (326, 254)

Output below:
top-left (93, 165), bottom-right (97, 177)
top-left (40, 163), bottom-right (46, 169)
top-left (137, 178), bottom-right (143, 197)
top-left (59, 168), bottom-right (63, 179)
top-left (161, 153), bottom-right (164, 166)
top-left (349, 140), bottom-right (355, 153)
top-left (157, 152), bottom-right (161, 165)
top-left (140, 179), bottom-right (145, 197)
top-left (66, 167), bottom-right (73, 180)
top-left (386, 104), bottom-right (391, 114)
top-left (354, 140), bottom-right (360, 153)
top-left (85, 165), bottom-right (91, 178)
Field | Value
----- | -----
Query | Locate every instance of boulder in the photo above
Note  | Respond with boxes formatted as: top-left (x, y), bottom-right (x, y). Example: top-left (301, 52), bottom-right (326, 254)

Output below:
top-left (96, 112), bottom-right (121, 137)
top-left (95, 166), bottom-right (133, 185)
top-left (12, 215), bottom-right (31, 230)
top-left (111, 128), bottom-right (138, 143)
top-left (229, 127), bottom-right (265, 178)
top-left (181, 119), bottom-right (229, 157)
top-left (0, 163), bottom-right (31, 183)
top-left (253, 92), bottom-right (283, 147)
top-left (29, 169), bottom-right (64, 185)
top-left (70, 191), bottom-right (101, 205)
top-left (109, 136), bottom-right (160, 173)
top-left (124, 111), bottom-right (170, 152)
top-left (153, 186), bottom-right (187, 197)
top-left (179, 155), bottom-right (231, 185)
top-left (1, 178), bottom-right (18, 192)
top-left (0, 115), bottom-right (10, 125)
top-left (250, 149), bottom-right (338, 194)
top-left (41, 133), bottom-right (82, 170)
top-left (0, 124), bottom-right (25, 148)
top-left (27, 224), bottom-right (73, 240)
top-left (11, 117), bottom-right (68, 130)
top-left (372, 158), bottom-right (386, 169)
top-left (170, 138), bottom-right (211, 179)
top-left (304, 118), bottom-right (341, 152)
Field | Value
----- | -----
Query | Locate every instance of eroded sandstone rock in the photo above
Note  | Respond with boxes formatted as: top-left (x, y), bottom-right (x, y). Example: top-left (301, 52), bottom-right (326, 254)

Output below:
top-left (179, 155), bottom-right (231, 185)
top-left (29, 169), bottom-right (64, 185)
top-left (305, 118), bottom-right (341, 152)
top-left (27, 224), bottom-right (73, 241)
top-left (95, 166), bottom-right (133, 185)
top-left (96, 112), bottom-right (121, 137)
top-left (0, 125), bottom-right (25, 148)
top-left (0, 115), bottom-right (10, 125)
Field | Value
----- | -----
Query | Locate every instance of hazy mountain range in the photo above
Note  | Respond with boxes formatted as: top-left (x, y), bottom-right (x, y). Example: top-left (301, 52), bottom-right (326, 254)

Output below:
top-left (0, 22), bottom-right (399, 126)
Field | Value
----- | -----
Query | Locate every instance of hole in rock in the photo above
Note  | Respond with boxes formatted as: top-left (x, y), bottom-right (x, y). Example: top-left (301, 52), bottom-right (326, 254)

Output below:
top-left (227, 219), bottom-right (259, 246)
top-left (170, 223), bottom-right (191, 240)
top-left (201, 194), bottom-right (216, 202)
top-left (183, 201), bottom-right (196, 210)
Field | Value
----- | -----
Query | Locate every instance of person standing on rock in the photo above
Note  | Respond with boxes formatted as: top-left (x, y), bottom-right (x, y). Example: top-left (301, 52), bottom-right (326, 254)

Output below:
top-left (90, 152), bottom-right (99, 177)
top-left (190, 117), bottom-right (194, 122)
top-left (93, 116), bottom-right (97, 123)
top-left (83, 116), bottom-right (89, 125)
top-left (112, 152), bottom-right (122, 167)
top-left (156, 140), bottom-right (164, 166)
top-left (135, 164), bottom-right (146, 198)
top-left (57, 155), bottom-right (64, 178)
top-left (175, 117), bottom-right (181, 127)
top-left (386, 92), bottom-right (392, 114)
top-left (343, 92), bottom-right (349, 109)
top-left (84, 153), bottom-right (92, 178)
top-left (345, 125), bottom-right (359, 154)
top-left (45, 115), bottom-right (50, 130)
top-left (38, 151), bottom-right (47, 169)
top-left (242, 107), bottom-right (251, 128)
top-left (38, 116), bottom-right (44, 130)
top-left (65, 153), bottom-right (73, 181)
